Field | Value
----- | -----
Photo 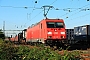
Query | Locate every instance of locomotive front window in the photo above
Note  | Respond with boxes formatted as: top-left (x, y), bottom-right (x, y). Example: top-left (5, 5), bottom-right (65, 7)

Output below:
top-left (47, 22), bottom-right (55, 28)
top-left (47, 22), bottom-right (64, 28)
top-left (55, 22), bottom-right (64, 28)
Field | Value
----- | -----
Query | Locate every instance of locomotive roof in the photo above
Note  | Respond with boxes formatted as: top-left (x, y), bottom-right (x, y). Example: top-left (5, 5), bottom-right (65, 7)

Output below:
top-left (29, 18), bottom-right (64, 28)
top-left (43, 18), bottom-right (63, 20)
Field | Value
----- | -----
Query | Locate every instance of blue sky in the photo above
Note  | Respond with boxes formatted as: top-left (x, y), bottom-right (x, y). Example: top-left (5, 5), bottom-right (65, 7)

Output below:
top-left (0, 0), bottom-right (90, 36)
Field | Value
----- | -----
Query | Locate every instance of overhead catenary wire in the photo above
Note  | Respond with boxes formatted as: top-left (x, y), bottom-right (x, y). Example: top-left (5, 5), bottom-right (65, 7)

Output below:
top-left (69, 12), bottom-right (90, 21)
top-left (30, 0), bottom-right (58, 20)
top-left (1, 0), bottom-right (89, 28)
top-left (57, 2), bottom-right (90, 28)
top-left (50, 0), bottom-right (57, 5)
top-left (30, 10), bottom-right (43, 20)
top-left (64, 4), bottom-right (90, 27)
top-left (65, 6), bottom-right (90, 28)
top-left (24, 0), bottom-right (58, 28)
top-left (27, 0), bottom-right (38, 20)
top-left (66, 12), bottom-right (90, 27)
top-left (65, 5), bottom-right (90, 21)
top-left (0, 5), bottom-right (42, 9)
top-left (59, 4), bottom-right (90, 19)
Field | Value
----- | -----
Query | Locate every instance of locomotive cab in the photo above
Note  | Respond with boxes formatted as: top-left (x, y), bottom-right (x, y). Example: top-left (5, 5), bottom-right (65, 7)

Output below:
top-left (46, 21), bottom-right (66, 40)
top-left (42, 19), bottom-right (67, 45)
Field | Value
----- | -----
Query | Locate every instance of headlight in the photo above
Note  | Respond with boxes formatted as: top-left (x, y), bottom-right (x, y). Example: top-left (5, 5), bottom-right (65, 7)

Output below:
top-left (61, 32), bottom-right (65, 34)
top-left (48, 32), bottom-right (52, 34)
top-left (48, 36), bottom-right (52, 38)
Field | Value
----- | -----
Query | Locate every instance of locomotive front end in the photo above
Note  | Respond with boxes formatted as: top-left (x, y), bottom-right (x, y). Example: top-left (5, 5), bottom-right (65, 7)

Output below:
top-left (45, 19), bottom-right (66, 45)
top-left (46, 21), bottom-right (66, 40)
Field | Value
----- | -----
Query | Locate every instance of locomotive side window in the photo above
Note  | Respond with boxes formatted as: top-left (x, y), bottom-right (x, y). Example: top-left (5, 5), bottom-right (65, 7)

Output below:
top-left (41, 23), bottom-right (42, 29)
top-left (47, 22), bottom-right (64, 28)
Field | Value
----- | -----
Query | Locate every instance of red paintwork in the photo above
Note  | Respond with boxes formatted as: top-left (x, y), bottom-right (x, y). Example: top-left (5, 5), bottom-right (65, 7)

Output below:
top-left (26, 18), bottom-right (66, 43)
top-left (10, 36), bottom-right (18, 42)
top-left (10, 37), bottom-right (15, 42)
top-left (14, 36), bottom-right (18, 42)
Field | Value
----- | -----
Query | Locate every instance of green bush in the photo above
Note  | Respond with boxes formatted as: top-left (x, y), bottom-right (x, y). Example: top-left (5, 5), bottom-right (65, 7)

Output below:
top-left (13, 46), bottom-right (61, 60)
top-left (60, 50), bottom-right (80, 60)
top-left (0, 38), bottom-right (4, 44)
top-left (0, 41), bottom-right (81, 60)
top-left (0, 41), bottom-right (18, 60)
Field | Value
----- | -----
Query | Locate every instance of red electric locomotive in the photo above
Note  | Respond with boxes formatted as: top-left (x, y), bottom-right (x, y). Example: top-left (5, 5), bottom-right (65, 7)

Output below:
top-left (26, 18), bottom-right (66, 45)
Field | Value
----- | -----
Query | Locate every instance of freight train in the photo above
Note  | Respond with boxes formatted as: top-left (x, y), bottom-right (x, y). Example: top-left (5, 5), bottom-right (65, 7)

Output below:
top-left (9, 18), bottom-right (90, 46)
top-left (10, 18), bottom-right (67, 45)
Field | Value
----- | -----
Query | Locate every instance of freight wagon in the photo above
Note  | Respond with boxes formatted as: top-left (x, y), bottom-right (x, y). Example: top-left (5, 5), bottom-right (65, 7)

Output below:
top-left (66, 29), bottom-right (74, 40)
top-left (74, 25), bottom-right (90, 45)
top-left (10, 29), bottom-right (27, 44)
top-left (66, 29), bottom-right (75, 44)
top-left (26, 18), bottom-right (67, 45)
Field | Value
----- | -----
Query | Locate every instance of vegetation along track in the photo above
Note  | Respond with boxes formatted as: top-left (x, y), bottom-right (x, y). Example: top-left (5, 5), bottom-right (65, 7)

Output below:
top-left (1, 39), bottom-right (90, 60)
